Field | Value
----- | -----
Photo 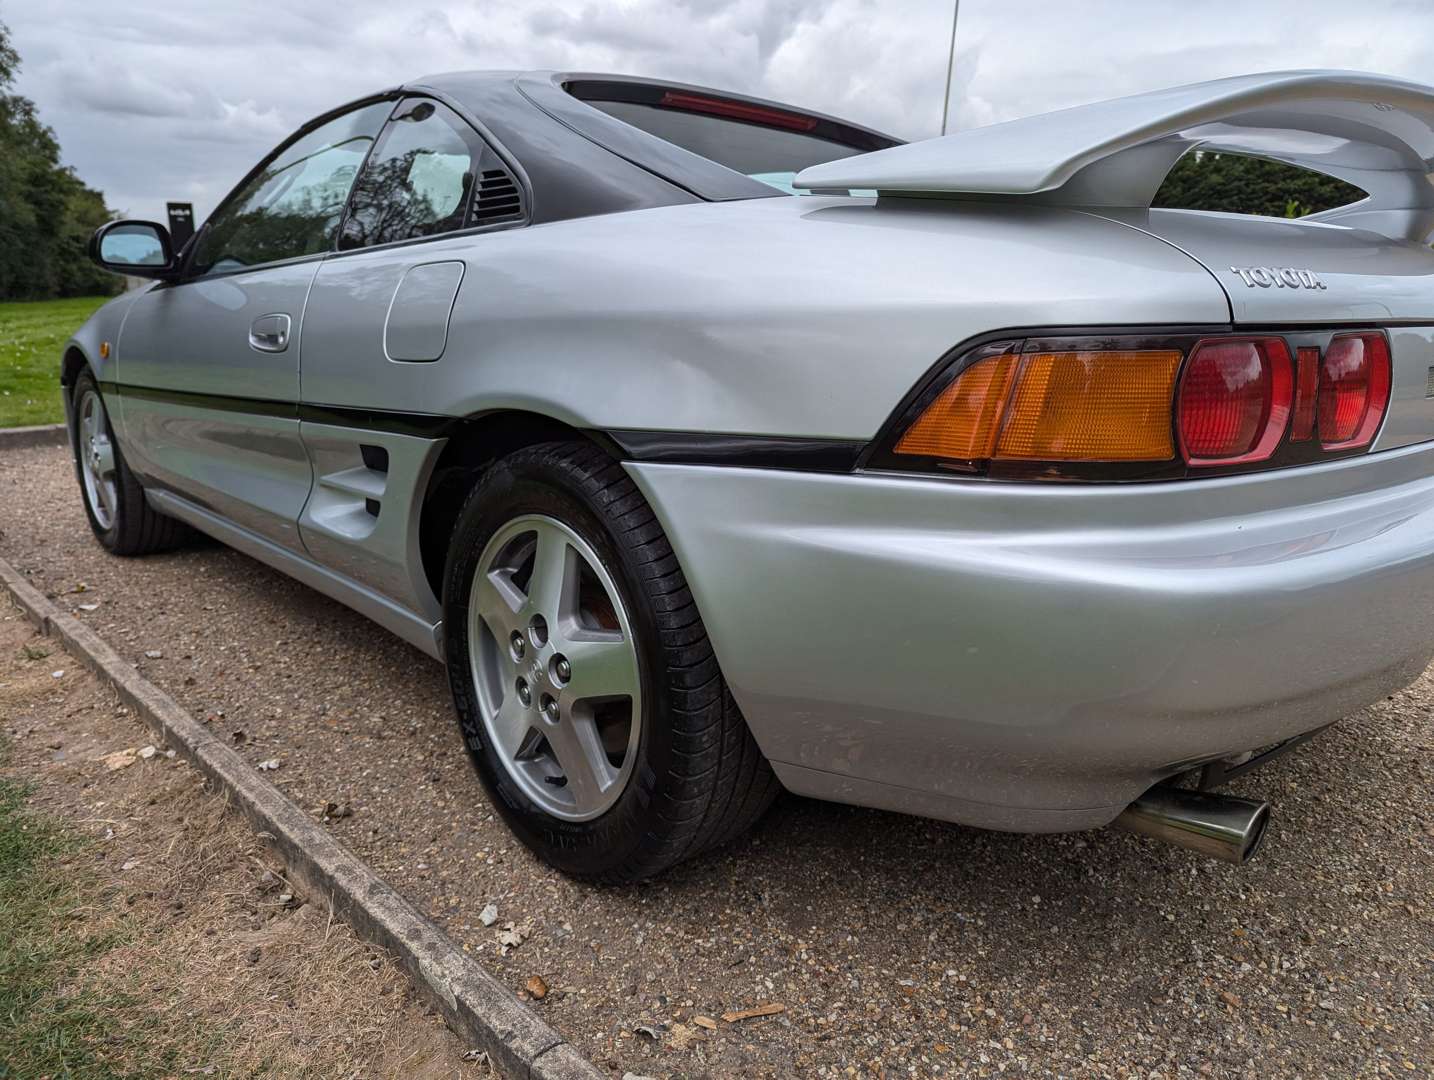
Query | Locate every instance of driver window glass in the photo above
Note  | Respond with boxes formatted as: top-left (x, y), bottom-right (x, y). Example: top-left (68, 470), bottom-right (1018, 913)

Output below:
top-left (190, 100), bottom-right (393, 277)
top-left (339, 100), bottom-right (478, 249)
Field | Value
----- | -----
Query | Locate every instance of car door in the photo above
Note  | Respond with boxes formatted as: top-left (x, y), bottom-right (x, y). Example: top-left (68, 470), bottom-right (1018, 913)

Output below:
top-left (112, 99), bottom-right (394, 552)
top-left (296, 96), bottom-right (527, 621)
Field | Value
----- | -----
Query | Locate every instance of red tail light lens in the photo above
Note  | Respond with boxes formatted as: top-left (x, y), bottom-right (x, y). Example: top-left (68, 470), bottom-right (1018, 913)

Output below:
top-left (1291, 346), bottom-right (1320, 441)
top-left (1177, 338), bottom-right (1292, 465)
top-left (1318, 332), bottom-right (1391, 449)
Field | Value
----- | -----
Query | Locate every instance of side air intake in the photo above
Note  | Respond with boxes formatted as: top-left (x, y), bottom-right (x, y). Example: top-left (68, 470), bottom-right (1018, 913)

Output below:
top-left (472, 169), bottom-right (524, 226)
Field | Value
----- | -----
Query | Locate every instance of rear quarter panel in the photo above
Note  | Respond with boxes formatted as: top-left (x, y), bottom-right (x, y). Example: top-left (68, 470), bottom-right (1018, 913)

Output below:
top-left (305, 196), bottom-right (1232, 437)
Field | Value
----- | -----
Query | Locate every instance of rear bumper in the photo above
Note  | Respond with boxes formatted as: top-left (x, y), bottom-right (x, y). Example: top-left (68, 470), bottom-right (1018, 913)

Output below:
top-left (626, 441), bottom-right (1434, 831)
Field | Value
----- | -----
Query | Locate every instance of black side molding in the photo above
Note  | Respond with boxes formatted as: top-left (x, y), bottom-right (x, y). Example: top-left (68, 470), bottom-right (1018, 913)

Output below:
top-left (603, 430), bottom-right (863, 472)
top-left (96, 381), bottom-right (863, 473)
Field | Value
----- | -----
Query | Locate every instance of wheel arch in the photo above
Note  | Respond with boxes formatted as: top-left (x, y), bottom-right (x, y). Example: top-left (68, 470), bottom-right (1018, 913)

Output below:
top-left (61, 345), bottom-right (91, 392)
top-left (418, 409), bottom-right (622, 601)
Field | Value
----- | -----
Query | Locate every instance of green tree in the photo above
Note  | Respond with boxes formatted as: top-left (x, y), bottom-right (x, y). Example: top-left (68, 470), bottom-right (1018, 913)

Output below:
top-left (0, 21), bottom-right (119, 300)
top-left (1154, 150), bottom-right (1365, 218)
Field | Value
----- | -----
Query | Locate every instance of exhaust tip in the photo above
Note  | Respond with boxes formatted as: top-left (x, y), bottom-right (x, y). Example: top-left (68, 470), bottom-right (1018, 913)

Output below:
top-left (1239, 800), bottom-right (1272, 863)
top-left (1114, 786), bottom-right (1272, 864)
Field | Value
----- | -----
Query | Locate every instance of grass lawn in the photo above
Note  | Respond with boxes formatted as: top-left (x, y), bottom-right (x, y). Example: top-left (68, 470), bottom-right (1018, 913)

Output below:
top-left (0, 739), bottom-right (163, 1079)
top-left (0, 295), bottom-right (113, 428)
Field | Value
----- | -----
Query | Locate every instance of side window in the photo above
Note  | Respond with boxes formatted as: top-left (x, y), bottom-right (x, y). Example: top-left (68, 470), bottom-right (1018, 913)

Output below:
top-left (190, 100), bottom-right (393, 277)
top-left (340, 99), bottom-right (517, 250)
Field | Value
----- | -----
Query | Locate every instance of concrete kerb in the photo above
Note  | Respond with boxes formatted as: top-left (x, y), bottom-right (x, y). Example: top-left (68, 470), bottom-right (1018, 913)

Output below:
top-left (0, 555), bottom-right (603, 1080)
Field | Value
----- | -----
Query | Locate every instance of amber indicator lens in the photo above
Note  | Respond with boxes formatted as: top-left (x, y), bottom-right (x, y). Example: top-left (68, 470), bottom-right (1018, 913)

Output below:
top-left (895, 349), bottom-right (1179, 464)
top-left (894, 352), bottom-right (1018, 460)
top-left (996, 350), bottom-right (1180, 460)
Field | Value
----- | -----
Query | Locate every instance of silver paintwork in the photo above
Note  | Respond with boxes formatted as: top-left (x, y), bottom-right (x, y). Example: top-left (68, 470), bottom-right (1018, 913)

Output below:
top-left (796, 70), bottom-right (1434, 243)
top-left (65, 69), bottom-right (1434, 841)
top-left (115, 262), bottom-right (319, 552)
top-left (384, 261), bottom-right (465, 363)
top-left (311, 198), bottom-right (1228, 437)
top-left (1103, 208), bottom-right (1434, 327)
top-left (1113, 787), bottom-right (1271, 864)
top-left (469, 514), bottom-right (642, 821)
top-left (297, 423), bottom-right (445, 623)
top-left (627, 437), bottom-right (1434, 829)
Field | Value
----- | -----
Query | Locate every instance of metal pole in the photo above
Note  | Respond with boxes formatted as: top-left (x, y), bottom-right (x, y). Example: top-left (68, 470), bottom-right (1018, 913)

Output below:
top-left (939, 0), bottom-right (960, 135)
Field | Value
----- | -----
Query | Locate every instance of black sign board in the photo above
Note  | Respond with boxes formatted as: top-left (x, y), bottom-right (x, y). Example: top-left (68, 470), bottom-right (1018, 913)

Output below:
top-left (166, 202), bottom-right (195, 249)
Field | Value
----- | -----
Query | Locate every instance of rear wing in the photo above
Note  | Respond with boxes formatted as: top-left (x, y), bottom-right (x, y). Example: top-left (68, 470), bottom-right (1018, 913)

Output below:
top-left (794, 70), bottom-right (1434, 243)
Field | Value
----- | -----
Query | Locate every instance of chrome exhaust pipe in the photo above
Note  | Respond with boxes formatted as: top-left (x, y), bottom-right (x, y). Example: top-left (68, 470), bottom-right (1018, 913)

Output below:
top-left (1113, 786), bottom-right (1271, 864)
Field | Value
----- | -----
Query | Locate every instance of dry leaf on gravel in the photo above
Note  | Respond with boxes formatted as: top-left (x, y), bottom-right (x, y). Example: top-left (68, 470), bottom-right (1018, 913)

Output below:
top-left (721, 1003), bottom-right (785, 1023)
top-left (693, 1015), bottom-right (718, 1031)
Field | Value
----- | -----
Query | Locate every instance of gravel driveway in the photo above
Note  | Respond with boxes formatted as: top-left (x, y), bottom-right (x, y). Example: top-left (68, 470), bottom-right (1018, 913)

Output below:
top-left (3, 442), bottom-right (1432, 1079)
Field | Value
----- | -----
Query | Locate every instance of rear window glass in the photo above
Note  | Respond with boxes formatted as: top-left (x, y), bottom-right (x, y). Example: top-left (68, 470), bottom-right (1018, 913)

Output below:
top-left (583, 98), bottom-right (872, 194)
top-left (1154, 151), bottom-right (1367, 218)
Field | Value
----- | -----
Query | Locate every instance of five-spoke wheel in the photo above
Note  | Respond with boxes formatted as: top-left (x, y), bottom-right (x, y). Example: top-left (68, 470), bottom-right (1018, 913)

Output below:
top-left (443, 441), bottom-right (781, 882)
top-left (68, 369), bottom-right (189, 556)
top-left (76, 385), bottom-right (118, 530)
top-left (468, 514), bottom-right (642, 821)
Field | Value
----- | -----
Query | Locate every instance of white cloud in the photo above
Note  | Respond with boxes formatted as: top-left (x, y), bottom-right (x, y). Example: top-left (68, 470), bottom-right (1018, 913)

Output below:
top-left (6, 0), bottom-right (1434, 223)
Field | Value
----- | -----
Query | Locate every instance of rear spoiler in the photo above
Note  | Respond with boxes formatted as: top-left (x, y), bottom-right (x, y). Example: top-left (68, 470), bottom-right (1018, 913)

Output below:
top-left (794, 70), bottom-right (1434, 243)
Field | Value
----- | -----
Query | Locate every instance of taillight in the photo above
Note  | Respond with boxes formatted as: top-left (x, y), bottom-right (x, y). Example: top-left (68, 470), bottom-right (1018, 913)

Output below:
top-left (894, 349), bottom-right (1180, 462)
top-left (1291, 346), bottom-right (1320, 442)
top-left (1177, 338), bottom-right (1291, 466)
top-left (1318, 332), bottom-right (1391, 450)
top-left (874, 329), bottom-right (1393, 482)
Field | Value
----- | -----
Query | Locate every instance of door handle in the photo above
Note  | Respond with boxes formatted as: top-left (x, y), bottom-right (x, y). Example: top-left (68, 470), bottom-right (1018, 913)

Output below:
top-left (248, 313), bottom-right (291, 353)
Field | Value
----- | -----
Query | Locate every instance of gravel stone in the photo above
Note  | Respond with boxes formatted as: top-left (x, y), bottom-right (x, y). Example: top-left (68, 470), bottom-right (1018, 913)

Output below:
top-left (4, 443), bottom-right (1433, 1077)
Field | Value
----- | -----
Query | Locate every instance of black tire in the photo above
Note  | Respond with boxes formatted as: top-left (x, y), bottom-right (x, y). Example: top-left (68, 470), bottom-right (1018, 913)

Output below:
top-left (70, 370), bottom-right (190, 556)
top-left (442, 441), bottom-right (781, 882)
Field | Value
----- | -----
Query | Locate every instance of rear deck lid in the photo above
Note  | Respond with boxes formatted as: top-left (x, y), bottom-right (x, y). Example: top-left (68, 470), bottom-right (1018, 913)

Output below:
top-left (1104, 207), bottom-right (1434, 324)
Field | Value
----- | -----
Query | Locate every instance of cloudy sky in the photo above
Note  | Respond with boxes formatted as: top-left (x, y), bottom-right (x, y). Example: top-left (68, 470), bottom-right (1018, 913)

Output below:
top-left (4, 0), bottom-right (1433, 222)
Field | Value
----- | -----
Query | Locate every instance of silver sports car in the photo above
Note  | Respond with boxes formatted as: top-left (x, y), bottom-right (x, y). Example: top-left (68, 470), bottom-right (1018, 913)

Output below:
top-left (68, 69), bottom-right (1434, 879)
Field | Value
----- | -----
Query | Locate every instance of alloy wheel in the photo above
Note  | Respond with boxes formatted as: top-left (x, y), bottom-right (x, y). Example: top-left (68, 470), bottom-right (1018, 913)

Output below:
top-left (467, 514), bottom-right (643, 821)
top-left (76, 388), bottom-right (118, 531)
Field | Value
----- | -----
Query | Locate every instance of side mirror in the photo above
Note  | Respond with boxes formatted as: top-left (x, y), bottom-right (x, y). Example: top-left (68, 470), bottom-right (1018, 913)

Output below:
top-left (89, 220), bottom-right (179, 280)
